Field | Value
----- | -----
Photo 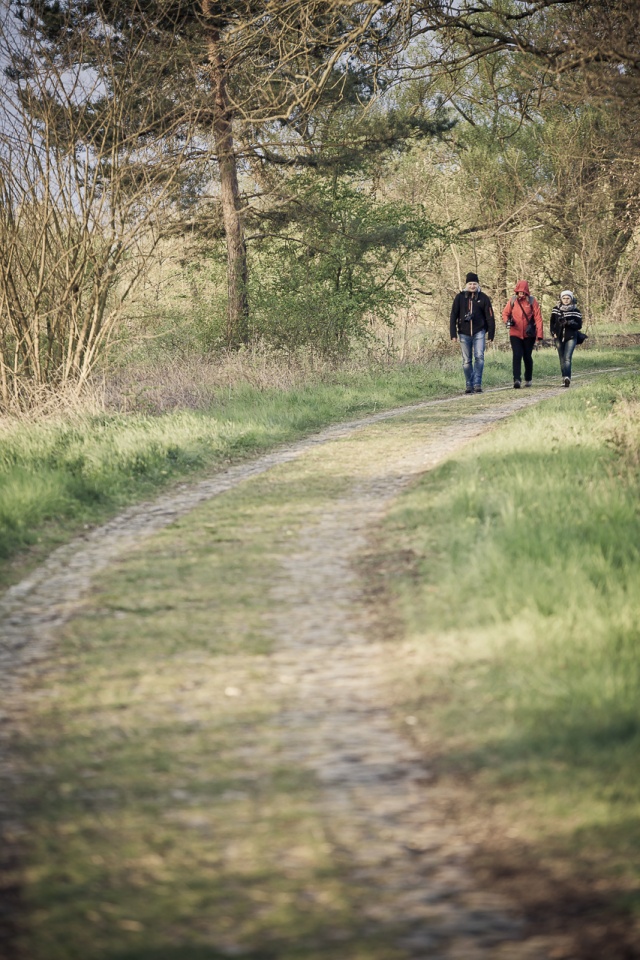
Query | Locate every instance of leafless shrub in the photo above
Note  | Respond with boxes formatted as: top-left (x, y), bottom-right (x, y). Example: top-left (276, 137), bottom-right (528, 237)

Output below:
top-left (0, 376), bottom-right (105, 427)
top-left (0, 3), bottom-right (196, 411)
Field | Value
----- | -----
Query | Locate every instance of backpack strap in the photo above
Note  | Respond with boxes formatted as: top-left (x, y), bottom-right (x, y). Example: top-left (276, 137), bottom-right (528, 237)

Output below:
top-left (511, 295), bottom-right (534, 322)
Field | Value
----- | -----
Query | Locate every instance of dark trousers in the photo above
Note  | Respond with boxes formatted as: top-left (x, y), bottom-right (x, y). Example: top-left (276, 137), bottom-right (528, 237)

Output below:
top-left (510, 336), bottom-right (535, 382)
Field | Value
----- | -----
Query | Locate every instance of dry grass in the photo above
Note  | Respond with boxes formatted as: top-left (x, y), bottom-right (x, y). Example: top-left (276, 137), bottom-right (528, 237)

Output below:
top-left (97, 312), bottom-right (467, 416)
top-left (100, 349), bottom-right (332, 414)
top-left (0, 341), bottom-right (400, 421)
top-left (0, 380), bottom-right (106, 424)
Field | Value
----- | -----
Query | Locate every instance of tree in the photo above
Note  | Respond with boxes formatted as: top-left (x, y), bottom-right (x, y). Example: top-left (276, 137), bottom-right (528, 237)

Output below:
top-left (181, 0), bottom-right (433, 347)
top-left (248, 171), bottom-right (441, 355)
top-left (14, 0), bottom-right (405, 349)
top-left (201, 0), bottom-right (249, 346)
top-left (381, 0), bottom-right (640, 317)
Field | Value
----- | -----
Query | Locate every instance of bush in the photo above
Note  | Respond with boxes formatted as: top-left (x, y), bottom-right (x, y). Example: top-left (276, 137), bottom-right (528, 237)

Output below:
top-left (248, 176), bottom-right (441, 356)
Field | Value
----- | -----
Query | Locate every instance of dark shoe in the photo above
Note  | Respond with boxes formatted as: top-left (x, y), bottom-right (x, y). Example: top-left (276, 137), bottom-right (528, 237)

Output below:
top-left (474, 386), bottom-right (483, 393)
top-left (524, 381), bottom-right (532, 388)
top-left (465, 386), bottom-right (473, 394)
top-left (513, 380), bottom-right (521, 389)
top-left (564, 377), bottom-right (571, 388)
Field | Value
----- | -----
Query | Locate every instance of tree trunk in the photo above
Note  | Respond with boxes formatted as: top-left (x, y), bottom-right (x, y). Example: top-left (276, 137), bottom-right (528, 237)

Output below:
top-left (496, 236), bottom-right (508, 307)
top-left (203, 5), bottom-right (249, 348)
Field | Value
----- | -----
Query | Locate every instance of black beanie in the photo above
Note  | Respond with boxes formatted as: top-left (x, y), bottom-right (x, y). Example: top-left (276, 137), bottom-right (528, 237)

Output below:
top-left (465, 272), bottom-right (479, 283)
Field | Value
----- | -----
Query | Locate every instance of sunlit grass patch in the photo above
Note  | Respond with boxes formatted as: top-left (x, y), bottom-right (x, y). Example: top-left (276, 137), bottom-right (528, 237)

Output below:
top-left (377, 371), bottom-right (640, 905)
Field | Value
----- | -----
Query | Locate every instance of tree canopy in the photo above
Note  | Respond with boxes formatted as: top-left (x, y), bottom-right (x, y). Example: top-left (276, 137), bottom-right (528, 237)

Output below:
top-left (2, 0), bottom-right (638, 402)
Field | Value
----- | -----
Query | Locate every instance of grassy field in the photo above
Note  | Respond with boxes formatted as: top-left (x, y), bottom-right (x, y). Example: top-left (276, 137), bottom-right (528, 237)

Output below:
top-left (0, 359), bottom-right (460, 589)
top-left (374, 365), bottom-right (640, 945)
top-left (4, 346), bottom-right (640, 958)
top-left (0, 345), bottom-right (636, 590)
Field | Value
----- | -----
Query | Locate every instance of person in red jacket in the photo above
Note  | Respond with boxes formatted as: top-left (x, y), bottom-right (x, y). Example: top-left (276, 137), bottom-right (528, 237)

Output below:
top-left (501, 280), bottom-right (544, 388)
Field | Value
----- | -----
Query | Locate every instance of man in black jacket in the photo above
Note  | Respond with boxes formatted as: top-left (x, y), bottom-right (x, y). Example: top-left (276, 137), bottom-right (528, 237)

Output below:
top-left (450, 272), bottom-right (496, 394)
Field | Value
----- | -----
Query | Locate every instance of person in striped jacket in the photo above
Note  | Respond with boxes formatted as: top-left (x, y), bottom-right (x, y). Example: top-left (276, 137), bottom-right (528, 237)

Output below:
top-left (550, 290), bottom-right (582, 387)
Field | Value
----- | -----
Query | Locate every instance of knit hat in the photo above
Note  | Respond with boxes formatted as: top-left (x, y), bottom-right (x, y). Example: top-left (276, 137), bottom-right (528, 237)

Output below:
top-left (465, 272), bottom-right (479, 283)
top-left (560, 290), bottom-right (574, 300)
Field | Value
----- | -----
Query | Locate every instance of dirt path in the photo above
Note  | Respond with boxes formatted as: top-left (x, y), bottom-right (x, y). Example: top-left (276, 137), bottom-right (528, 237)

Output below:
top-left (0, 387), bottom-right (546, 696)
top-left (268, 398), bottom-right (565, 959)
top-left (0, 387), bottom-right (563, 960)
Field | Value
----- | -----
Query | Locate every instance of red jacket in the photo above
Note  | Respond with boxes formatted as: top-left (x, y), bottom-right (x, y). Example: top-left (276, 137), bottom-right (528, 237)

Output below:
top-left (502, 281), bottom-right (543, 340)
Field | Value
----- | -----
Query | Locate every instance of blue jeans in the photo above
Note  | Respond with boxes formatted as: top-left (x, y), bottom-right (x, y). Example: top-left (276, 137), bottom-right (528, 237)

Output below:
top-left (557, 337), bottom-right (576, 379)
top-left (459, 330), bottom-right (486, 389)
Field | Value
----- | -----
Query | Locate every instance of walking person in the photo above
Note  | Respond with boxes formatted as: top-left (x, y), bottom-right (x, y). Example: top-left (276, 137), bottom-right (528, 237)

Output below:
top-left (449, 272), bottom-right (495, 394)
top-left (550, 290), bottom-right (582, 388)
top-left (502, 280), bottom-right (544, 388)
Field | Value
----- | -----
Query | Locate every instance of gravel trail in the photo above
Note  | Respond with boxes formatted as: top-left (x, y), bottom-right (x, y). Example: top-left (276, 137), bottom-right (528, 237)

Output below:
top-left (268, 396), bottom-right (561, 959)
top-left (0, 387), bottom-right (562, 960)
top-left (0, 388), bottom-right (542, 694)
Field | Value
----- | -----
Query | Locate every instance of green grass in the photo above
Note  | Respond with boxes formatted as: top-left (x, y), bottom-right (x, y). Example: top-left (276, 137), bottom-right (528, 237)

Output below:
top-left (588, 319), bottom-right (640, 336)
top-left (1, 346), bottom-right (636, 589)
top-left (9, 357), bottom-right (640, 956)
top-left (376, 366), bottom-right (640, 905)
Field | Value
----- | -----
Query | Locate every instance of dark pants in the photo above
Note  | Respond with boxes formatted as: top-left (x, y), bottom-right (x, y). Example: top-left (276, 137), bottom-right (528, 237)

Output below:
top-left (510, 336), bottom-right (535, 382)
top-left (557, 337), bottom-right (576, 379)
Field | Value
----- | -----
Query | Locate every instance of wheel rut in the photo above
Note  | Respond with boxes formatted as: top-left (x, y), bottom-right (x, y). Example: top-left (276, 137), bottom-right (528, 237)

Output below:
top-left (269, 396), bottom-right (562, 959)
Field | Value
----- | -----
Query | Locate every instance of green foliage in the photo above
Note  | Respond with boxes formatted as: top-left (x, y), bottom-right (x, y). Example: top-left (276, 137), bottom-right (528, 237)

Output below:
top-left (250, 175), bottom-right (442, 355)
